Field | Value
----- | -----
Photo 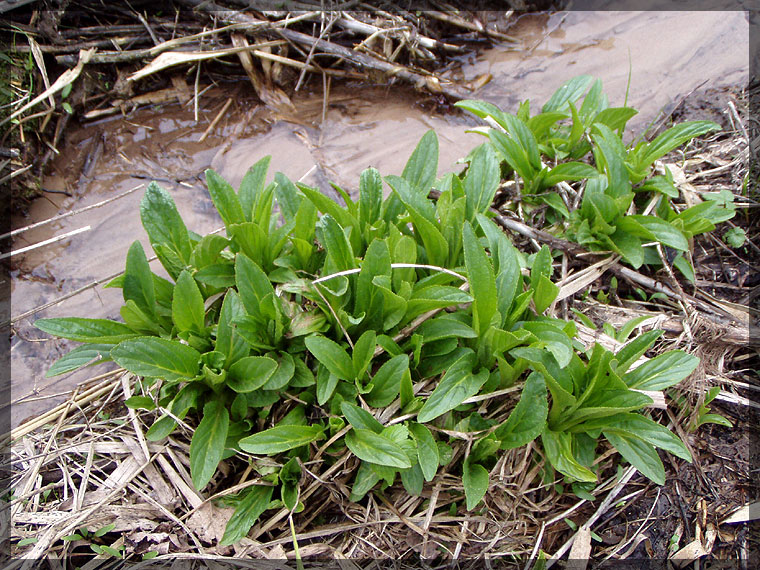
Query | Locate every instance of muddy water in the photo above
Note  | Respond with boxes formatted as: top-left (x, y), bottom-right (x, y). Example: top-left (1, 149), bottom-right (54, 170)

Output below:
top-left (8, 11), bottom-right (748, 428)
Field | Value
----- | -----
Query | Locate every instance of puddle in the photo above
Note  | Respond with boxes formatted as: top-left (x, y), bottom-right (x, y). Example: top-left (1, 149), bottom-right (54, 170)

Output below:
top-left (7, 11), bottom-right (749, 428)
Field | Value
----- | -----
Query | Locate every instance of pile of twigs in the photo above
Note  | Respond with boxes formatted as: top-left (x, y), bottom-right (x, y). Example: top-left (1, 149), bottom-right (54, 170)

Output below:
top-left (1, 0), bottom-right (546, 208)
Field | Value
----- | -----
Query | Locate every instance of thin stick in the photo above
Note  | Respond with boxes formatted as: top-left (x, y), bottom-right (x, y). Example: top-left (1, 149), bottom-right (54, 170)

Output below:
top-left (1, 226), bottom-right (91, 260)
top-left (0, 184), bottom-right (142, 240)
top-left (198, 97), bottom-right (232, 142)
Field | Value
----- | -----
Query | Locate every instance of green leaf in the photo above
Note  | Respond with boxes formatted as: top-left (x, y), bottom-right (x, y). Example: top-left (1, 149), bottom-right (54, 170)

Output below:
top-left (45, 344), bottom-right (112, 377)
top-left (594, 107), bottom-right (638, 131)
top-left (409, 422), bottom-right (439, 482)
top-left (194, 263), bottom-right (235, 288)
top-left (316, 368), bottom-right (340, 406)
top-left (386, 175), bottom-right (449, 267)
top-left (206, 169), bottom-right (246, 228)
top-left (35, 317), bottom-right (140, 344)
top-left (190, 401), bottom-right (229, 489)
top-left (359, 167), bottom-right (383, 228)
top-left (402, 130), bottom-right (439, 193)
top-left (366, 354), bottom-right (409, 408)
top-left (417, 352), bottom-right (488, 423)
top-left (418, 314), bottom-right (477, 342)
top-left (624, 350), bottom-right (699, 390)
top-left (239, 156), bottom-right (271, 222)
top-left (305, 335), bottom-right (354, 381)
top-left (352, 330), bottom-right (376, 379)
top-left (541, 430), bottom-right (597, 482)
top-left (462, 460), bottom-right (489, 510)
top-left (640, 121), bottom-right (720, 167)
top-left (227, 356), bottom-right (278, 393)
top-left (723, 227), bottom-right (746, 248)
top-left (189, 234), bottom-right (229, 269)
top-left (172, 270), bottom-right (206, 333)
top-left (533, 274), bottom-right (559, 314)
top-left (123, 241), bottom-right (156, 318)
top-left (111, 337), bottom-right (200, 381)
top-left (462, 221), bottom-right (498, 337)
top-left (220, 485), bottom-right (273, 546)
top-left (140, 182), bottom-right (192, 274)
top-left (615, 330), bottom-right (662, 374)
top-left (587, 413), bottom-right (691, 462)
top-left (494, 372), bottom-right (548, 449)
top-left (603, 430), bottom-right (665, 484)
top-left (298, 183), bottom-right (357, 231)
top-left (542, 75), bottom-right (594, 113)
top-left (317, 214), bottom-right (357, 272)
top-left (239, 425), bottom-right (325, 454)
top-left (260, 352), bottom-right (295, 390)
top-left (215, 290), bottom-right (249, 368)
top-left (341, 402), bottom-right (384, 433)
top-left (489, 129), bottom-right (534, 183)
top-left (621, 215), bottom-right (690, 251)
top-left (543, 162), bottom-right (599, 187)
top-left (345, 429), bottom-right (412, 469)
top-left (464, 143), bottom-right (500, 220)
top-left (234, 253), bottom-right (276, 317)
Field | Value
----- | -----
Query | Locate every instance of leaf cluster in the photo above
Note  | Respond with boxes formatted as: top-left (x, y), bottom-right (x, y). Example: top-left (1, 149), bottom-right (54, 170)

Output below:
top-left (36, 78), bottom-right (708, 544)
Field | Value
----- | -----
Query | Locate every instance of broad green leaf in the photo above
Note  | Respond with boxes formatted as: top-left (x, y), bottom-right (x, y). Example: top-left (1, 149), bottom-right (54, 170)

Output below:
top-left (542, 75), bottom-right (594, 113)
top-left (406, 285), bottom-right (473, 318)
top-left (640, 121), bottom-right (720, 167)
top-left (624, 350), bottom-right (699, 390)
top-left (464, 143), bottom-right (500, 220)
top-left (541, 430), bottom-right (596, 482)
top-left (502, 113), bottom-right (542, 171)
top-left (533, 274), bottom-right (559, 314)
top-left (111, 337), bottom-right (200, 381)
top-left (619, 215), bottom-right (689, 251)
top-left (190, 401), bottom-right (229, 489)
top-left (345, 429), bottom-right (411, 469)
top-left (366, 354), bottom-right (409, 408)
top-left (146, 415), bottom-right (177, 441)
top-left (400, 463), bottom-right (424, 496)
top-left (418, 314), bottom-right (477, 342)
top-left (140, 182), bottom-right (192, 272)
top-left (260, 352), bottom-right (295, 390)
top-left (219, 485), bottom-right (274, 546)
top-left (239, 425), bottom-right (325, 454)
top-left (35, 317), bottom-right (140, 344)
top-left (45, 344), bottom-right (112, 377)
top-left (206, 169), bottom-right (246, 228)
top-left (543, 162), bottom-right (599, 187)
top-left (274, 172), bottom-right (301, 223)
top-left (228, 222), bottom-right (267, 267)
top-left (417, 352), bottom-right (488, 423)
top-left (352, 330), bottom-right (376, 379)
top-left (462, 460), bottom-right (489, 510)
top-left (194, 263), bottom-right (235, 288)
top-left (489, 129), bottom-right (534, 183)
top-left (124, 241), bottom-right (156, 318)
top-left (455, 99), bottom-right (509, 127)
top-left (592, 124), bottom-right (630, 197)
top-left (298, 183), bottom-right (356, 231)
top-left (316, 368), bottom-right (340, 406)
top-left (235, 253), bottom-right (276, 317)
top-left (402, 130), bottom-right (438, 193)
top-left (386, 176), bottom-right (449, 267)
top-left (358, 167), bottom-right (383, 228)
top-left (494, 372), bottom-right (548, 449)
top-left (172, 270), bottom-right (205, 333)
top-left (215, 290), bottom-right (249, 368)
top-left (350, 461), bottom-right (381, 502)
top-left (615, 330), bottom-right (663, 374)
top-left (227, 356), bottom-right (278, 393)
top-left (594, 107), bottom-right (638, 131)
top-left (317, 214), bottom-right (356, 272)
top-left (239, 156), bottom-right (271, 222)
top-left (463, 221), bottom-right (498, 337)
top-left (341, 402), bottom-right (384, 433)
top-left (603, 430), bottom-right (665, 484)
top-left (609, 229), bottom-right (644, 268)
top-left (305, 335), bottom-right (355, 381)
top-left (189, 235), bottom-right (229, 269)
top-left (120, 300), bottom-right (162, 336)
top-left (585, 413), bottom-right (691, 461)
top-left (409, 422), bottom-right (439, 482)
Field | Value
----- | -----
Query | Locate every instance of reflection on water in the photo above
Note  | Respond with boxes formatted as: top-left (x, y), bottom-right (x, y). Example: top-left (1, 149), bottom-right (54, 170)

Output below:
top-left (8, 11), bottom-right (748, 427)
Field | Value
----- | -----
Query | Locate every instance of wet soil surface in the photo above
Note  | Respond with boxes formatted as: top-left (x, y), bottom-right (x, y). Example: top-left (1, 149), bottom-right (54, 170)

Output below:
top-left (7, 11), bottom-right (750, 427)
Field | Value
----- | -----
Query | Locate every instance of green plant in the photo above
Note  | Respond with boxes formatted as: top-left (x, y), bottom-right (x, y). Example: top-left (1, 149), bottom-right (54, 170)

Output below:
top-left (36, 98), bottom-right (702, 544)
top-left (455, 76), bottom-right (734, 281)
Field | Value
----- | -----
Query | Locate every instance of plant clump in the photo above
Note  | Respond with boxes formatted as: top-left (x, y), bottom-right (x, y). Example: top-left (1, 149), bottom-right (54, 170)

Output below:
top-left (35, 76), bottom-right (728, 546)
